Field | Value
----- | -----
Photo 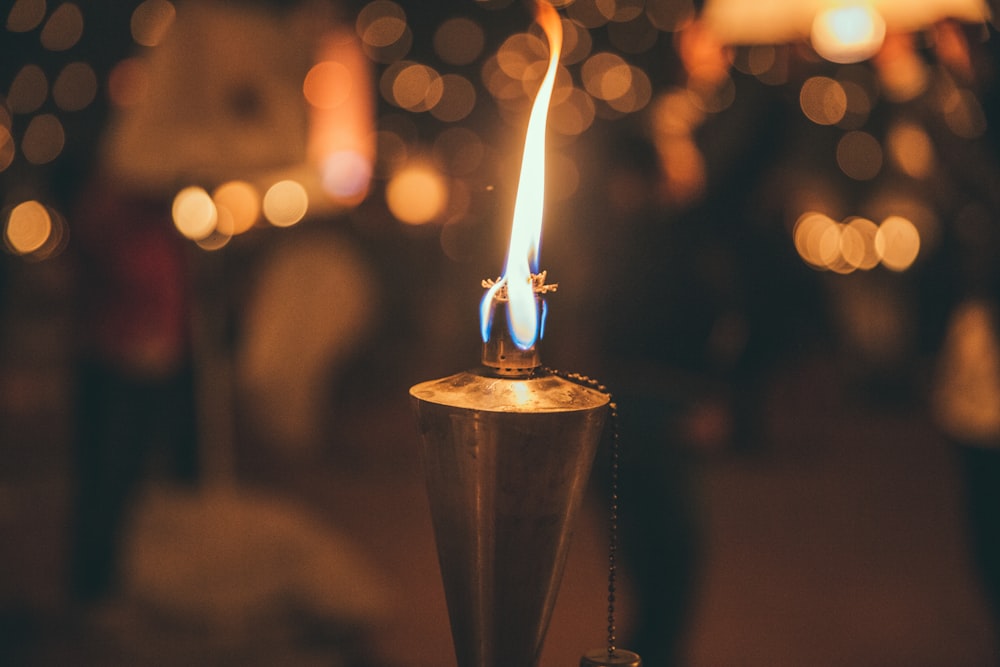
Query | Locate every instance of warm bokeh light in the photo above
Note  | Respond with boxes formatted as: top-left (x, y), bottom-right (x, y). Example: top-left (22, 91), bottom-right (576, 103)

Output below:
top-left (0, 128), bottom-right (14, 173)
top-left (876, 215), bottom-right (920, 271)
top-left (646, 0), bottom-right (695, 31)
top-left (734, 45), bottom-right (775, 76)
top-left (607, 65), bottom-right (652, 113)
top-left (6, 0), bottom-right (46, 32)
top-left (304, 60), bottom-right (353, 110)
top-left (800, 76), bottom-right (847, 126)
top-left (212, 180), bottom-right (260, 235)
top-left (4, 200), bottom-right (51, 255)
top-left (7, 64), bottom-right (48, 114)
top-left (40, 2), bottom-right (84, 52)
top-left (887, 121), bottom-right (934, 179)
top-left (356, 0), bottom-right (411, 63)
top-left (843, 216), bottom-right (881, 270)
top-left (582, 52), bottom-right (632, 102)
top-left (357, 0), bottom-right (406, 46)
top-left (262, 179), bottom-right (309, 227)
top-left (434, 17), bottom-right (485, 66)
top-left (305, 28), bottom-right (375, 206)
top-left (811, 4), bottom-right (886, 64)
top-left (385, 162), bottom-right (448, 225)
top-left (22, 114), bottom-right (65, 164)
top-left (837, 130), bottom-right (882, 180)
top-left (430, 74), bottom-right (477, 122)
top-left (794, 211), bottom-right (839, 270)
top-left (550, 86), bottom-right (596, 135)
top-left (383, 62), bottom-right (443, 112)
top-left (52, 61), bottom-right (97, 112)
top-left (837, 77), bottom-right (872, 129)
top-left (795, 211), bottom-right (923, 273)
top-left (566, 0), bottom-right (614, 29)
top-left (559, 17), bottom-right (592, 65)
top-left (320, 150), bottom-right (373, 201)
top-left (402, 64), bottom-right (445, 112)
top-left (172, 186), bottom-right (217, 240)
top-left (131, 0), bottom-right (176, 47)
top-left (497, 32), bottom-right (547, 81)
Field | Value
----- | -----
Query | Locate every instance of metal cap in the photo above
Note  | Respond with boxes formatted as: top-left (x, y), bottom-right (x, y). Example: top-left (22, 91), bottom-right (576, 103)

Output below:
top-left (579, 649), bottom-right (643, 667)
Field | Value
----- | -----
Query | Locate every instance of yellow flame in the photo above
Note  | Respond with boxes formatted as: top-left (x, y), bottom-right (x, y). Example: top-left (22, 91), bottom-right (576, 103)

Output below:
top-left (482, 1), bottom-right (562, 349)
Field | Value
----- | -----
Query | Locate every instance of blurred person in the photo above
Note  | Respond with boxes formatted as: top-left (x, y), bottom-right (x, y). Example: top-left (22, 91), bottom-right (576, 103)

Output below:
top-left (68, 173), bottom-right (198, 606)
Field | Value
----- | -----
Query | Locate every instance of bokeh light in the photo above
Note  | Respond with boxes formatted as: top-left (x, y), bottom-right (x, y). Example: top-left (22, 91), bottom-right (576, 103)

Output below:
top-left (795, 211), bottom-right (922, 273)
top-left (52, 61), bottom-right (97, 112)
top-left (606, 65), bottom-right (651, 113)
top-left (566, 0), bottom-right (615, 29)
top-left (263, 180), bottom-right (310, 228)
top-left (382, 61), bottom-right (443, 112)
top-left (842, 216), bottom-right (880, 270)
top-left (434, 17), bottom-right (485, 66)
top-left (430, 73), bottom-right (477, 122)
top-left (837, 130), bottom-right (882, 180)
top-left (800, 76), bottom-right (847, 126)
top-left (321, 150), bottom-right (373, 201)
top-left (811, 4), bottom-right (886, 64)
top-left (304, 60), bottom-right (353, 110)
top-left (7, 64), bottom-right (48, 114)
top-left (131, 0), bottom-right (176, 47)
top-left (0, 126), bottom-right (14, 173)
top-left (876, 215), bottom-right (920, 271)
top-left (4, 200), bottom-right (51, 255)
top-left (6, 0), bottom-right (46, 32)
top-left (40, 2), bottom-right (84, 52)
top-left (887, 121), bottom-right (934, 179)
top-left (560, 18), bottom-right (593, 65)
top-left (212, 180), bottom-right (260, 236)
top-left (582, 52), bottom-right (632, 102)
top-left (172, 186), bottom-right (218, 240)
top-left (550, 86), bottom-right (596, 135)
top-left (386, 162), bottom-right (448, 225)
top-left (645, 0), bottom-right (695, 31)
top-left (357, 0), bottom-right (411, 63)
top-left (22, 114), bottom-right (65, 164)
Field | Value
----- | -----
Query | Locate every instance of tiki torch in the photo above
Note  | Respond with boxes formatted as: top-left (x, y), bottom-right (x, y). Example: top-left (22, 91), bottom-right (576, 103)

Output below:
top-left (411, 3), bottom-right (640, 666)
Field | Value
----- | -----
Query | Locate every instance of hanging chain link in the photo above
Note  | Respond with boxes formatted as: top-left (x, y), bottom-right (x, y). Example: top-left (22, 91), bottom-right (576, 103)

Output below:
top-left (542, 367), bottom-right (620, 659)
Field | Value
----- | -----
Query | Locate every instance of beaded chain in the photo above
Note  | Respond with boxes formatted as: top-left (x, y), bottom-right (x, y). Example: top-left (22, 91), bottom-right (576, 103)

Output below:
top-left (543, 367), bottom-right (621, 660)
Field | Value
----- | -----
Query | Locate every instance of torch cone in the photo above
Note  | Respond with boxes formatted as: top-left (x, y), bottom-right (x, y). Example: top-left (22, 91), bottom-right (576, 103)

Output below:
top-left (411, 368), bottom-right (609, 667)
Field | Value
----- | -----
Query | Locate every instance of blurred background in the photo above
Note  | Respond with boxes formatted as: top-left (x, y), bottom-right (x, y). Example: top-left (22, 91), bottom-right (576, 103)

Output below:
top-left (2, 0), bottom-right (1000, 665)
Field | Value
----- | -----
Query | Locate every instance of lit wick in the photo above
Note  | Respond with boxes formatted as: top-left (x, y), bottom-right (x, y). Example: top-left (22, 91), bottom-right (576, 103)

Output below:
top-left (409, 4), bottom-right (612, 666)
top-left (480, 271), bottom-right (557, 375)
top-left (477, 0), bottom-right (563, 374)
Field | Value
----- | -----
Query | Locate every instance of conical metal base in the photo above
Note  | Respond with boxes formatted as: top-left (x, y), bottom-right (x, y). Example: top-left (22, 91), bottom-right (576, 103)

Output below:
top-left (411, 368), bottom-right (609, 667)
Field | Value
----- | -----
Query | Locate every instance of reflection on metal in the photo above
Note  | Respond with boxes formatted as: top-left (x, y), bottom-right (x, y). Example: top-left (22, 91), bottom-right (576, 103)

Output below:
top-left (410, 368), bottom-right (609, 667)
top-left (580, 648), bottom-right (644, 666)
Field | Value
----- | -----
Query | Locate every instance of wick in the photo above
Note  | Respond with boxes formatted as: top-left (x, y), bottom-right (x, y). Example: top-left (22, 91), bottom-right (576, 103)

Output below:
top-left (481, 270), bottom-right (558, 300)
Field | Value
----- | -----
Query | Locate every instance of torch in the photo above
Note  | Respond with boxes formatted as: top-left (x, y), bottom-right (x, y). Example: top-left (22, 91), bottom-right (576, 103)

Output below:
top-left (410, 3), bottom-right (640, 666)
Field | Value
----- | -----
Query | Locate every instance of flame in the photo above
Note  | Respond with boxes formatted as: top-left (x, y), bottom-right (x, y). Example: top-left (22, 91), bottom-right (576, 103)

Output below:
top-left (481, 1), bottom-right (562, 349)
